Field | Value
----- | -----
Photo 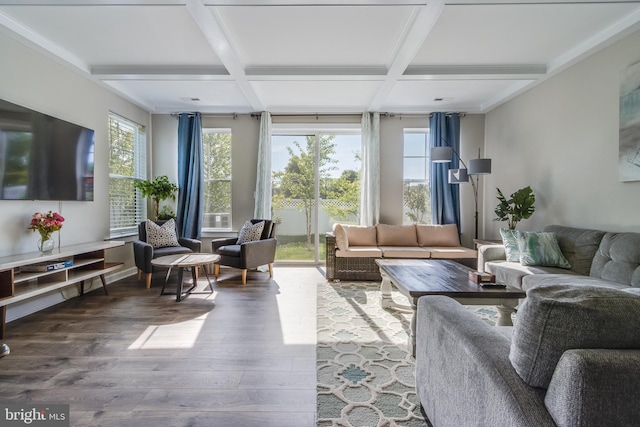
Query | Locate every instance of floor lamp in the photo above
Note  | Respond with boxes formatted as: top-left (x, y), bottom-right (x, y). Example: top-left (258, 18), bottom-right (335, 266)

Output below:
top-left (430, 146), bottom-right (492, 239)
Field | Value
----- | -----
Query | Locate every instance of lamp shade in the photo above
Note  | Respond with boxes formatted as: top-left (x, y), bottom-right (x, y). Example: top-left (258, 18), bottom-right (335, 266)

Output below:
top-left (430, 146), bottom-right (452, 163)
top-left (468, 158), bottom-right (492, 175)
top-left (448, 168), bottom-right (468, 184)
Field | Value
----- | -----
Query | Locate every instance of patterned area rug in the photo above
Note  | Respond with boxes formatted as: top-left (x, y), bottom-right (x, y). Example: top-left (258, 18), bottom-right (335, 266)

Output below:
top-left (316, 281), bottom-right (499, 427)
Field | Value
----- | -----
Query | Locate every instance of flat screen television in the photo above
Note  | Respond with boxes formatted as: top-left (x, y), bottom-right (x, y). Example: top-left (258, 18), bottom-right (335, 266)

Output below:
top-left (0, 98), bottom-right (94, 201)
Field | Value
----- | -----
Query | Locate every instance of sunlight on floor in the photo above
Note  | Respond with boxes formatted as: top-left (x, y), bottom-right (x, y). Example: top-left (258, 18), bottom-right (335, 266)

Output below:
top-left (128, 313), bottom-right (208, 350)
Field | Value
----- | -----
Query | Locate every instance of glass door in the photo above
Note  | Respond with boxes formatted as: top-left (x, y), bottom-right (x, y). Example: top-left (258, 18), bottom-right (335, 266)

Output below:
top-left (272, 129), bottom-right (361, 263)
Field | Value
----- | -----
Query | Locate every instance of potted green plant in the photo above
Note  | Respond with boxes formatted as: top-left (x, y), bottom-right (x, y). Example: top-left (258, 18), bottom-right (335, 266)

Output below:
top-left (134, 175), bottom-right (178, 220)
top-left (494, 186), bottom-right (535, 230)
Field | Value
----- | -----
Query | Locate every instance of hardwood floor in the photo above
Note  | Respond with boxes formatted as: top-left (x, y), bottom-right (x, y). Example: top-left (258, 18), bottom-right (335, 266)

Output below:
top-left (0, 266), bottom-right (323, 427)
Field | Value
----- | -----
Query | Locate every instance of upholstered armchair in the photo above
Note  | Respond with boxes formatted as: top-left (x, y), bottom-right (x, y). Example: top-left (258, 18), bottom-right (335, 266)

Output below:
top-left (133, 219), bottom-right (201, 289)
top-left (211, 219), bottom-right (277, 284)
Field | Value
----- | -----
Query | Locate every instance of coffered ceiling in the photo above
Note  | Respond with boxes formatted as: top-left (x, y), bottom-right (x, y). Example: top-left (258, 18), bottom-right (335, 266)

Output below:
top-left (1, 0), bottom-right (640, 114)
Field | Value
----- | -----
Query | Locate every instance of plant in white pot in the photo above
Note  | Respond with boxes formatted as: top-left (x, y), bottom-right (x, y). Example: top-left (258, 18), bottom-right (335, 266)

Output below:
top-left (494, 186), bottom-right (535, 230)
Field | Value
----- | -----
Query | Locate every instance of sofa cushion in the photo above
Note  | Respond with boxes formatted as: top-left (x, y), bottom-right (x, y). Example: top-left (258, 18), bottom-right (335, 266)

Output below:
top-left (509, 284), bottom-right (640, 389)
top-left (376, 224), bottom-right (418, 246)
top-left (590, 232), bottom-right (640, 287)
top-left (522, 273), bottom-right (629, 293)
top-left (486, 261), bottom-right (574, 289)
top-left (379, 246), bottom-right (430, 258)
top-left (145, 219), bottom-right (180, 248)
top-left (416, 224), bottom-right (460, 247)
top-left (342, 225), bottom-right (377, 246)
top-left (335, 247), bottom-right (382, 258)
top-left (333, 224), bottom-right (349, 251)
top-left (514, 230), bottom-right (571, 269)
top-left (426, 247), bottom-right (477, 259)
top-left (544, 225), bottom-right (605, 276)
top-left (500, 228), bottom-right (520, 262)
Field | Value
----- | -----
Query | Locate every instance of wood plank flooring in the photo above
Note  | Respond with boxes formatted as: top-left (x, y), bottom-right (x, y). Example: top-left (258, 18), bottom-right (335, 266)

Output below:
top-left (0, 266), bottom-right (324, 427)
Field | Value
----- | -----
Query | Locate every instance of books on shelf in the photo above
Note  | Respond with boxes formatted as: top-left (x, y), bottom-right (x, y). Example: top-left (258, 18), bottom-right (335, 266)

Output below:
top-left (20, 259), bottom-right (74, 273)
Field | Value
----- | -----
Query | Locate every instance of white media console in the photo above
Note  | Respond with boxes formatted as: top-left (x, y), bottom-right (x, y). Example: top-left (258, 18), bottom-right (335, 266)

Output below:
top-left (0, 241), bottom-right (125, 354)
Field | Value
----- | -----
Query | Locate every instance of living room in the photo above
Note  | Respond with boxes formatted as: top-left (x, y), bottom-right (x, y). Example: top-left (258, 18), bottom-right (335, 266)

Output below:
top-left (1, 1), bottom-right (640, 426)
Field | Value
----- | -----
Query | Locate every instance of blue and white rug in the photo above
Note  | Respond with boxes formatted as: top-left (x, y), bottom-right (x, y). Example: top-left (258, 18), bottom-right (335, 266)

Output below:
top-left (316, 281), bottom-right (499, 427)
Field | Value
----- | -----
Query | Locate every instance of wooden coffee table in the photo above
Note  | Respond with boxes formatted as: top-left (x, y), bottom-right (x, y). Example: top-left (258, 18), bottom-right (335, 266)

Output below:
top-left (376, 259), bottom-right (526, 356)
top-left (151, 253), bottom-right (220, 301)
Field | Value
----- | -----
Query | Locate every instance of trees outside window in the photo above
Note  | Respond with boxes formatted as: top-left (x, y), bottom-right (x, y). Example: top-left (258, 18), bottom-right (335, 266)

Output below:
top-left (403, 130), bottom-right (431, 225)
top-left (108, 113), bottom-right (146, 236)
top-left (202, 129), bottom-right (232, 230)
top-left (272, 131), bottom-right (361, 262)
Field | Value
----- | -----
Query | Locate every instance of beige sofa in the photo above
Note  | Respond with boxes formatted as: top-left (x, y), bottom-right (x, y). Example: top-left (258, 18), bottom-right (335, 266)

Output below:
top-left (325, 223), bottom-right (477, 281)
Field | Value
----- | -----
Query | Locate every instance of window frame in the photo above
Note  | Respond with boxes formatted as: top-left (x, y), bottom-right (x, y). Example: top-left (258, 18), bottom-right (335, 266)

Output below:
top-left (402, 128), bottom-right (431, 225)
top-left (202, 128), bottom-right (232, 232)
top-left (108, 112), bottom-right (147, 238)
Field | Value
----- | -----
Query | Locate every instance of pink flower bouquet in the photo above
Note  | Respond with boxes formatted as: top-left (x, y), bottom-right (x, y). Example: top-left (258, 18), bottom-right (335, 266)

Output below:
top-left (28, 211), bottom-right (65, 241)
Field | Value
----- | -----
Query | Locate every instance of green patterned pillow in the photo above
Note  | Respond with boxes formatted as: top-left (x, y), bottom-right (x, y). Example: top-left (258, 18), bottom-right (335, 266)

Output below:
top-left (499, 228), bottom-right (520, 262)
top-left (514, 230), bottom-right (571, 269)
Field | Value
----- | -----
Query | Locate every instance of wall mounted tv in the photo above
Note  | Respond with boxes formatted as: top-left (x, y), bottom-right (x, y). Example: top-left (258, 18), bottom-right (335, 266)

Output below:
top-left (0, 98), bottom-right (94, 201)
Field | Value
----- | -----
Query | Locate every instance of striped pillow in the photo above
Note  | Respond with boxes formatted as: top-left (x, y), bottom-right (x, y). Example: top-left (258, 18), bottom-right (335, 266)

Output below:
top-left (514, 230), bottom-right (571, 269)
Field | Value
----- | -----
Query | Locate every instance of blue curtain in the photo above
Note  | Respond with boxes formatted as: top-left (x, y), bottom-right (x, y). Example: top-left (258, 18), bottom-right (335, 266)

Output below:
top-left (177, 113), bottom-right (203, 239)
top-left (429, 112), bottom-right (461, 229)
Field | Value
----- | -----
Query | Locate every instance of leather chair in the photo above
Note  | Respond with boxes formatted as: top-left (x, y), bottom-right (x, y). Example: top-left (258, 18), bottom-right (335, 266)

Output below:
top-left (133, 220), bottom-right (201, 289)
top-left (212, 219), bottom-right (277, 284)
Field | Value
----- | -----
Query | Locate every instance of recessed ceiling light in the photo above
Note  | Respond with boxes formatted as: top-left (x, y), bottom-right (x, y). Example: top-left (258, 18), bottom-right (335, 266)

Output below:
top-left (180, 97), bottom-right (201, 102)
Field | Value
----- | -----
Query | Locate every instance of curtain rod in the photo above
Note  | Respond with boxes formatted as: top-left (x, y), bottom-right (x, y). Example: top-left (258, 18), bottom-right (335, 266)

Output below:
top-left (170, 113), bottom-right (239, 119)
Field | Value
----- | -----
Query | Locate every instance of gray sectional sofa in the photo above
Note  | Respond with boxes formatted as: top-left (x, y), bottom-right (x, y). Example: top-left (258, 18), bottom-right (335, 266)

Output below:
top-left (416, 286), bottom-right (640, 427)
top-left (479, 225), bottom-right (640, 291)
top-left (415, 225), bottom-right (640, 426)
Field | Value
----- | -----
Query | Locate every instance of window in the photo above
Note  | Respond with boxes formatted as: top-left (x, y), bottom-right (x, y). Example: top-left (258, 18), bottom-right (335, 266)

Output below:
top-left (108, 113), bottom-right (147, 236)
top-left (403, 129), bottom-right (431, 225)
top-left (202, 129), bottom-right (232, 230)
top-left (272, 125), bottom-right (361, 262)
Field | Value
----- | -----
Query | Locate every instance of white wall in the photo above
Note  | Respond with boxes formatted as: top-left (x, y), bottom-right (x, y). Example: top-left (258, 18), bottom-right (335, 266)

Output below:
top-left (483, 27), bottom-right (640, 239)
top-left (0, 31), bottom-right (149, 319)
top-left (0, 32), bottom-right (149, 258)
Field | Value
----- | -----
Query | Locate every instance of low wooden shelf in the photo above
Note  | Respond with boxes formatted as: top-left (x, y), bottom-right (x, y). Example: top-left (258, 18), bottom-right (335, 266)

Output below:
top-left (0, 241), bottom-right (125, 343)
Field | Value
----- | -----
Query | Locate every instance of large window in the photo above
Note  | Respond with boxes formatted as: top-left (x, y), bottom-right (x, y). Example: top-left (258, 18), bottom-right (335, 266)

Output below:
top-left (202, 129), bottom-right (232, 230)
top-left (109, 113), bottom-right (147, 236)
top-left (403, 129), bottom-right (431, 225)
top-left (272, 126), bottom-right (361, 262)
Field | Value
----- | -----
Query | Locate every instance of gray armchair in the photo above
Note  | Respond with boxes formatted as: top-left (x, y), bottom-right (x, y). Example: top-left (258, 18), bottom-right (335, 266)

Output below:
top-left (133, 220), bottom-right (201, 289)
top-left (212, 219), bottom-right (277, 284)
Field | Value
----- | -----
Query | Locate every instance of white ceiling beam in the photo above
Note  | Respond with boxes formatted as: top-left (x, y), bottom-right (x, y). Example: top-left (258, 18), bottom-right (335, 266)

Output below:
top-left (368, 0), bottom-right (445, 111)
top-left (402, 64), bottom-right (547, 80)
top-left (92, 65), bottom-right (230, 80)
top-left (184, 0), bottom-right (264, 110)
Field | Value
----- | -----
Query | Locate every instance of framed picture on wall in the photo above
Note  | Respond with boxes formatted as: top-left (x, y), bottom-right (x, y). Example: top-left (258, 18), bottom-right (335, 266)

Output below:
top-left (619, 60), bottom-right (640, 182)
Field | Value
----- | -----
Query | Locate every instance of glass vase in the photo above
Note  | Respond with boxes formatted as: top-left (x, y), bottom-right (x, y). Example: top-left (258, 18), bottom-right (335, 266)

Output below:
top-left (38, 238), bottom-right (54, 254)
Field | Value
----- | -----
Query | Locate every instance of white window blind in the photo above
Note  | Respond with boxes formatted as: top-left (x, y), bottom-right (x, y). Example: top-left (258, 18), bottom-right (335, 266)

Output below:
top-left (109, 113), bottom-right (147, 236)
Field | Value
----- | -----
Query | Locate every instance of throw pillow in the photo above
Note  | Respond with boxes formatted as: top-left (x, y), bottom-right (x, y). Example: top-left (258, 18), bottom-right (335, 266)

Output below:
top-left (376, 224), bottom-right (418, 246)
top-left (342, 225), bottom-right (377, 246)
top-left (499, 228), bottom-right (520, 262)
top-left (509, 284), bottom-right (640, 389)
top-left (145, 219), bottom-right (180, 248)
top-left (237, 220), bottom-right (265, 244)
top-left (333, 223), bottom-right (349, 251)
top-left (514, 230), bottom-right (571, 269)
top-left (416, 224), bottom-right (460, 247)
